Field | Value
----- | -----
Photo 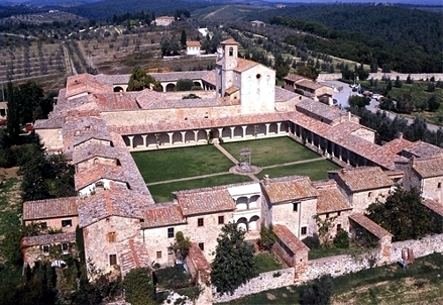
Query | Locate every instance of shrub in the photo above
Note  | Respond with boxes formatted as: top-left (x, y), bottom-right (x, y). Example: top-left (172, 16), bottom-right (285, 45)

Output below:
top-left (123, 267), bottom-right (155, 305)
top-left (302, 234), bottom-right (320, 250)
top-left (333, 229), bottom-right (350, 249)
top-left (175, 79), bottom-right (194, 91)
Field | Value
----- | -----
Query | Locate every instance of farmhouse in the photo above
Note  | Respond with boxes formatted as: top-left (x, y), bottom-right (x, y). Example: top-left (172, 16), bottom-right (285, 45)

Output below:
top-left (24, 39), bottom-right (443, 300)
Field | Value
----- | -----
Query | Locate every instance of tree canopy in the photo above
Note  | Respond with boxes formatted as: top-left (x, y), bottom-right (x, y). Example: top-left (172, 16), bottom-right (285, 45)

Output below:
top-left (127, 66), bottom-right (161, 91)
top-left (211, 222), bottom-right (257, 295)
top-left (366, 187), bottom-right (436, 241)
top-left (123, 267), bottom-right (155, 305)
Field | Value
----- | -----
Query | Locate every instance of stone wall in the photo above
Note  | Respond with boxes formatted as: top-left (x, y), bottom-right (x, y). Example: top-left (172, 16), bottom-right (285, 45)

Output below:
top-left (212, 267), bottom-right (295, 303)
top-left (368, 73), bottom-right (443, 81)
top-left (390, 233), bottom-right (443, 263)
top-left (316, 73), bottom-right (342, 81)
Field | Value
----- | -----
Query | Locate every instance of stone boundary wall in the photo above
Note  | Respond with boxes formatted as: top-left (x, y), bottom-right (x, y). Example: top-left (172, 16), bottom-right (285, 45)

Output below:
top-left (212, 267), bottom-right (295, 303)
top-left (298, 248), bottom-right (381, 283)
top-left (368, 73), bottom-right (443, 81)
top-left (317, 73), bottom-right (342, 81)
top-left (390, 233), bottom-right (443, 263)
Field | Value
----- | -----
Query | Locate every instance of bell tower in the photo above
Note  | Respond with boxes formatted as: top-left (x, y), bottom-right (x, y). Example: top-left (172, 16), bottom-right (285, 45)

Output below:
top-left (216, 39), bottom-right (238, 97)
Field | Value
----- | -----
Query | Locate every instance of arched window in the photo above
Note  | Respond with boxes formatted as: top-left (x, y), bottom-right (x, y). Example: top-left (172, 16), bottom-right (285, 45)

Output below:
top-left (229, 47), bottom-right (233, 56)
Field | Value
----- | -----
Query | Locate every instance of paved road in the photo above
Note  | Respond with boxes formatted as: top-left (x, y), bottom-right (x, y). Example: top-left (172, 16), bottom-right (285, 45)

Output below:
top-left (319, 80), bottom-right (442, 132)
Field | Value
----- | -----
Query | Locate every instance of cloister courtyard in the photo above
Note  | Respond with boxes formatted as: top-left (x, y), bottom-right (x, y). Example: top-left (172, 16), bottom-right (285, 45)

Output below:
top-left (132, 137), bottom-right (341, 202)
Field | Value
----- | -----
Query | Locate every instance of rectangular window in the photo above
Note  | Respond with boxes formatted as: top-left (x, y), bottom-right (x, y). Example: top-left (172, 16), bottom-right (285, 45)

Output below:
top-left (61, 219), bottom-right (72, 228)
top-left (293, 202), bottom-right (298, 212)
top-left (156, 251), bottom-right (162, 259)
top-left (109, 254), bottom-right (117, 266)
top-left (326, 213), bottom-right (330, 219)
top-left (198, 242), bottom-right (204, 251)
top-left (43, 245), bottom-right (49, 254)
top-left (218, 216), bottom-right (224, 225)
top-left (337, 224), bottom-right (342, 231)
top-left (337, 211), bottom-right (341, 216)
top-left (62, 243), bottom-right (69, 253)
top-left (438, 182), bottom-right (442, 188)
top-left (167, 227), bottom-right (174, 238)
top-left (198, 218), bottom-right (204, 227)
top-left (108, 232), bottom-right (116, 243)
top-left (301, 226), bottom-right (307, 235)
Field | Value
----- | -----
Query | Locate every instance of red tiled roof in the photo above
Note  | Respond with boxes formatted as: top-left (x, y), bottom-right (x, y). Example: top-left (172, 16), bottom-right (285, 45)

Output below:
top-left (141, 203), bottom-right (186, 228)
top-left (422, 199), bottom-right (443, 217)
top-left (313, 180), bottom-right (351, 214)
top-left (296, 79), bottom-right (323, 90)
top-left (23, 197), bottom-right (78, 220)
top-left (273, 224), bottom-right (309, 253)
top-left (404, 141), bottom-right (443, 158)
top-left (284, 74), bottom-right (308, 83)
top-left (77, 186), bottom-right (149, 227)
top-left (186, 41), bottom-right (200, 47)
top-left (382, 137), bottom-right (415, 155)
top-left (74, 163), bottom-right (127, 191)
top-left (349, 213), bottom-right (393, 239)
top-left (66, 73), bottom-right (113, 98)
top-left (72, 142), bottom-right (119, 165)
top-left (221, 38), bottom-right (238, 45)
top-left (174, 186), bottom-right (236, 216)
top-left (234, 58), bottom-right (259, 73)
top-left (21, 232), bottom-right (76, 248)
top-left (262, 176), bottom-right (319, 204)
top-left (332, 167), bottom-right (393, 192)
top-left (412, 156), bottom-right (443, 178)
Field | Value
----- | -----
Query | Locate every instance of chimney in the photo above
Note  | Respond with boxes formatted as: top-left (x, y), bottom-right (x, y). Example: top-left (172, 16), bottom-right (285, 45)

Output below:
top-left (263, 174), bottom-right (270, 186)
top-left (398, 132), bottom-right (403, 140)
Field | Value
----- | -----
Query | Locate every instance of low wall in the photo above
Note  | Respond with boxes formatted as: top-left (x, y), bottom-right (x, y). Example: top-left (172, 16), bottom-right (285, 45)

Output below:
top-left (368, 73), bottom-right (443, 81)
top-left (298, 248), bottom-right (381, 283)
top-left (213, 268), bottom-right (295, 303)
top-left (390, 233), bottom-right (443, 263)
top-left (317, 73), bottom-right (342, 81)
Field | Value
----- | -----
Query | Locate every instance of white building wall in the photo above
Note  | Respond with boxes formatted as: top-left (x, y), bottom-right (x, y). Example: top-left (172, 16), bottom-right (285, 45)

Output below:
top-left (240, 66), bottom-right (275, 114)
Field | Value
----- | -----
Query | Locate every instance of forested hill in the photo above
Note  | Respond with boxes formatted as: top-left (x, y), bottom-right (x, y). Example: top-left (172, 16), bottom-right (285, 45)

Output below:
top-left (265, 4), bottom-right (442, 73)
top-left (62, 0), bottom-right (211, 20)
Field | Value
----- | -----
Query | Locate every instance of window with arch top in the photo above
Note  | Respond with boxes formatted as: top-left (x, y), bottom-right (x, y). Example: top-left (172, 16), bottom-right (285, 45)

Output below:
top-left (229, 47), bottom-right (233, 56)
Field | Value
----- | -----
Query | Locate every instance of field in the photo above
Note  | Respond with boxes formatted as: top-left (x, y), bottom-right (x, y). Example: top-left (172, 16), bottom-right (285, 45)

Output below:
top-left (132, 137), bottom-right (341, 203)
top-left (221, 253), bottom-right (443, 305)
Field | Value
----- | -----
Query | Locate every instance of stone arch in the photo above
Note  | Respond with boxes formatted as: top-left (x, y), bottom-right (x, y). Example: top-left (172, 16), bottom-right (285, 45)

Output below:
top-left (236, 196), bottom-right (248, 210)
top-left (249, 195), bottom-right (260, 209)
top-left (193, 81), bottom-right (202, 88)
top-left (236, 217), bottom-right (248, 231)
top-left (166, 83), bottom-right (176, 92)
top-left (113, 86), bottom-right (124, 92)
top-left (249, 215), bottom-right (260, 231)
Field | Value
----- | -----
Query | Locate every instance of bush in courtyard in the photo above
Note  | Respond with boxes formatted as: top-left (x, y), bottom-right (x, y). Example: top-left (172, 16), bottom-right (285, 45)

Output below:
top-left (123, 267), bottom-right (155, 305)
top-left (259, 224), bottom-right (277, 251)
top-left (302, 234), bottom-right (320, 250)
top-left (175, 79), bottom-right (194, 91)
top-left (333, 229), bottom-right (350, 249)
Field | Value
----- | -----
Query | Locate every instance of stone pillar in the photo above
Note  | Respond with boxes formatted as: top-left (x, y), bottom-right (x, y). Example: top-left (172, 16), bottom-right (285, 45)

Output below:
top-left (181, 131), bottom-right (186, 144)
top-left (205, 129), bottom-right (211, 143)
top-left (230, 127), bottom-right (235, 139)
top-left (241, 125), bottom-right (247, 138)
top-left (194, 130), bottom-right (199, 143)
top-left (141, 135), bottom-right (147, 148)
top-left (218, 128), bottom-right (223, 141)
top-left (265, 123), bottom-right (270, 136)
top-left (127, 136), bottom-right (134, 149)
top-left (167, 132), bottom-right (174, 146)
top-left (276, 122), bottom-right (282, 134)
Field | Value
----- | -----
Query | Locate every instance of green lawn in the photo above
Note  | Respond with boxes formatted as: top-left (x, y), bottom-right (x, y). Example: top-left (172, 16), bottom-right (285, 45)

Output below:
top-left (254, 252), bottom-right (283, 274)
top-left (131, 145), bottom-right (233, 183)
top-left (258, 160), bottom-right (341, 182)
top-left (221, 137), bottom-right (320, 167)
top-left (148, 174), bottom-right (252, 203)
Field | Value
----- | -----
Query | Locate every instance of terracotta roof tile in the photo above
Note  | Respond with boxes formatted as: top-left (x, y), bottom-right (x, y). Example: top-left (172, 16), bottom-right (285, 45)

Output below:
top-left (412, 156), bottom-right (443, 178)
top-left (284, 74), bottom-right (308, 83)
top-left (66, 74), bottom-right (113, 98)
top-left (296, 99), bottom-right (355, 124)
top-left (186, 41), bottom-right (200, 47)
top-left (225, 86), bottom-right (239, 95)
top-left (75, 163), bottom-right (127, 191)
top-left (382, 137), bottom-right (414, 155)
top-left (77, 186), bottom-right (149, 227)
top-left (422, 199), bottom-right (443, 217)
top-left (221, 38), bottom-right (238, 45)
top-left (141, 203), bottom-right (186, 228)
top-left (93, 92), bottom-right (140, 111)
top-left (331, 167), bottom-right (393, 192)
top-left (296, 79), bottom-right (324, 90)
top-left (150, 71), bottom-right (210, 82)
top-left (234, 58), bottom-right (259, 73)
top-left (23, 197), bottom-right (78, 220)
top-left (21, 232), bottom-right (76, 248)
top-left (273, 224), bottom-right (309, 253)
top-left (174, 185), bottom-right (236, 216)
top-left (313, 180), bottom-right (351, 214)
top-left (72, 142), bottom-right (119, 165)
top-left (202, 70), bottom-right (216, 86)
top-left (262, 176), bottom-right (319, 204)
top-left (349, 213), bottom-right (393, 238)
top-left (404, 141), bottom-right (443, 158)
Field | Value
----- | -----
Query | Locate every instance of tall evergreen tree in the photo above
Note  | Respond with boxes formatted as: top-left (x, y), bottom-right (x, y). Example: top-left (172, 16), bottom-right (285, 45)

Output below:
top-left (180, 29), bottom-right (187, 48)
top-left (211, 223), bottom-right (257, 295)
top-left (6, 82), bottom-right (20, 144)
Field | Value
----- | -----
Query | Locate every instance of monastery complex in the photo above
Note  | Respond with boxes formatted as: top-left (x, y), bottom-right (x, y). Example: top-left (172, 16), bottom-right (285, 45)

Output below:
top-left (21, 39), bottom-right (443, 301)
